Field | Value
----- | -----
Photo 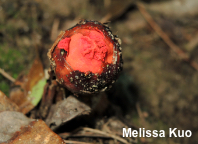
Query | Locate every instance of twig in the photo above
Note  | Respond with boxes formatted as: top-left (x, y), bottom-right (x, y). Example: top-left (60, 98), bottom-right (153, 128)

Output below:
top-left (64, 140), bottom-right (93, 144)
top-left (137, 3), bottom-right (198, 71)
top-left (59, 132), bottom-right (115, 139)
top-left (60, 125), bottom-right (137, 143)
top-left (0, 68), bottom-right (15, 82)
top-left (50, 18), bottom-right (60, 41)
top-left (82, 127), bottom-right (129, 144)
top-left (100, 13), bottom-right (112, 23)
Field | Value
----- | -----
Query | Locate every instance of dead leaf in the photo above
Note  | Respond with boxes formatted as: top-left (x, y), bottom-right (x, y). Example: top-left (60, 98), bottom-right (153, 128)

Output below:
top-left (0, 111), bottom-right (34, 143)
top-left (9, 56), bottom-right (46, 114)
top-left (0, 111), bottom-right (65, 144)
top-left (45, 96), bottom-right (91, 130)
top-left (0, 90), bottom-right (19, 112)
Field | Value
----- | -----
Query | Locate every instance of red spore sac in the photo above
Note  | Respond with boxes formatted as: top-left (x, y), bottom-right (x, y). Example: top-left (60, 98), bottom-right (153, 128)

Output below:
top-left (57, 38), bottom-right (71, 56)
top-left (48, 20), bottom-right (123, 94)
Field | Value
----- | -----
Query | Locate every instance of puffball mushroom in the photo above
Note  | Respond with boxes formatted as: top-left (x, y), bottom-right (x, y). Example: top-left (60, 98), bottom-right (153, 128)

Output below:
top-left (48, 20), bottom-right (123, 94)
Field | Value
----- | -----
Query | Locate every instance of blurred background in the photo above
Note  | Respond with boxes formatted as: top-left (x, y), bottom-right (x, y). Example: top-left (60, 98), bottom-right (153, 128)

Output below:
top-left (0, 0), bottom-right (198, 143)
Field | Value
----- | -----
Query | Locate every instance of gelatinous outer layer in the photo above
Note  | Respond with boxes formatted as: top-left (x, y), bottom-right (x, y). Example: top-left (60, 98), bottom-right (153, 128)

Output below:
top-left (48, 20), bottom-right (123, 94)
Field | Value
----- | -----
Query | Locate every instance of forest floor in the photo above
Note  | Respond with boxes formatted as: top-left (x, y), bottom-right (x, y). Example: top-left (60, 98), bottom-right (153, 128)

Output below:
top-left (0, 0), bottom-right (198, 144)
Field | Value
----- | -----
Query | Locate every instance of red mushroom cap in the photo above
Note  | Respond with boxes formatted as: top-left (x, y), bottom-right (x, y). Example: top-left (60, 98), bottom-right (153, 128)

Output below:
top-left (48, 20), bottom-right (123, 94)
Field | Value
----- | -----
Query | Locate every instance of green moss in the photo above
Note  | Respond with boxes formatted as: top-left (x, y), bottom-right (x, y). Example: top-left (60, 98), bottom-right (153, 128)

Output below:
top-left (0, 75), bottom-right (10, 96)
top-left (0, 43), bottom-right (25, 96)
